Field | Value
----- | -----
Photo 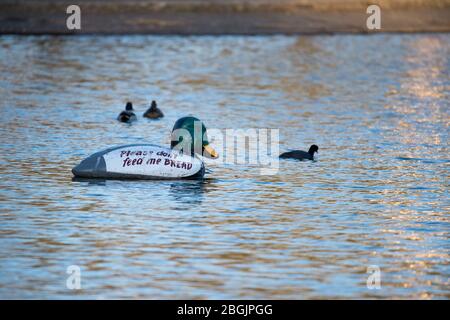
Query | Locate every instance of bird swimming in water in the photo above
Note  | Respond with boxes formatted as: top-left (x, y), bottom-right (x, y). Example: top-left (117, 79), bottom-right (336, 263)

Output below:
top-left (279, 145), bottom-right (319, 161)
top-left (143, 100), bottom-right (164, 119)
top-left (117, 102), bottom-right (137, 123)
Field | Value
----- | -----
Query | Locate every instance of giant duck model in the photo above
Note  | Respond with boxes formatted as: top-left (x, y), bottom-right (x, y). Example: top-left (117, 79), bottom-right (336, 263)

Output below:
top-left (72, 116), bottom-right (218, 179)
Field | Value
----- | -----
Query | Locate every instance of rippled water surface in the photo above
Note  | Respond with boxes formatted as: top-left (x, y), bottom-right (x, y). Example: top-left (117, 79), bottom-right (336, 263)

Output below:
top-left (0, 34), bottom-right (449, 299)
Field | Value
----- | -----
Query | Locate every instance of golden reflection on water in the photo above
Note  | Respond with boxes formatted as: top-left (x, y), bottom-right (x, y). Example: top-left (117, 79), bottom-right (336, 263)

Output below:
top-left (383, 36), bottom-right (449, 152)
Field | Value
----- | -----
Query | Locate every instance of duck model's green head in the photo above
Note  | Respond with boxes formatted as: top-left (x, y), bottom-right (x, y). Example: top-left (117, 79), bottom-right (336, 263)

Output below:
top-left (170, 116), bottom-right (218, 159)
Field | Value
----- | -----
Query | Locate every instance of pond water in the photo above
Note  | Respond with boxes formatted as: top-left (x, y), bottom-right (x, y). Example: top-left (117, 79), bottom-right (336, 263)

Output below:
top-left (0, 34), bottom-right (448, 299)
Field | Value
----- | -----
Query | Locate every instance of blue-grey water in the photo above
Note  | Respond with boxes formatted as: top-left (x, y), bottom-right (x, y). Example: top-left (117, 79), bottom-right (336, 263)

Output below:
top-left (0, 34), bottom-right (449, 299)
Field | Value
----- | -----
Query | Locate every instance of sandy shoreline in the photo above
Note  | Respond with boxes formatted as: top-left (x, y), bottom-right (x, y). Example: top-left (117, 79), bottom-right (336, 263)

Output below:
top-left (1, 0), bottom-right (449, 35)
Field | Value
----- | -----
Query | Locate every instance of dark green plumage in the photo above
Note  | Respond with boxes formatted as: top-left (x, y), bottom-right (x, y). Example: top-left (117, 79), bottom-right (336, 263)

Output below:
top-left (170, 116), bottom-right (217, 159)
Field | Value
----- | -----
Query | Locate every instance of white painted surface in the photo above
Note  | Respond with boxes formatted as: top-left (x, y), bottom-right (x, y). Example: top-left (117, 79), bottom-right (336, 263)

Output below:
top-left (103, 145), bottom-right (202, 178)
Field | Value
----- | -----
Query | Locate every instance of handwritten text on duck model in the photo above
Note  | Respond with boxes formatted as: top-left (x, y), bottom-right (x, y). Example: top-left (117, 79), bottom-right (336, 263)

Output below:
top-left (120, 149), bottom-right (194, 170)
top-left (178, 304), bottom-right (273, 318)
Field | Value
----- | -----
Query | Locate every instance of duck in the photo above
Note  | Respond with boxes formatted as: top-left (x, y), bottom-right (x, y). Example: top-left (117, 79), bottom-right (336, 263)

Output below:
top-left (117, 102), bottom-right (137, 123)
top-left (143, 100), bottom-right (164, 119)
top-left (72, 116), bottom-right (218, 179)
top-left (279, 145), bottom-right (319, 161)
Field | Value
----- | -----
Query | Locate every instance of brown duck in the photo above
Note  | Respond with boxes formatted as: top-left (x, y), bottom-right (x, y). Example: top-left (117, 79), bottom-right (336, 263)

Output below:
top-left (143, 100), bottom-right (164, 119)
